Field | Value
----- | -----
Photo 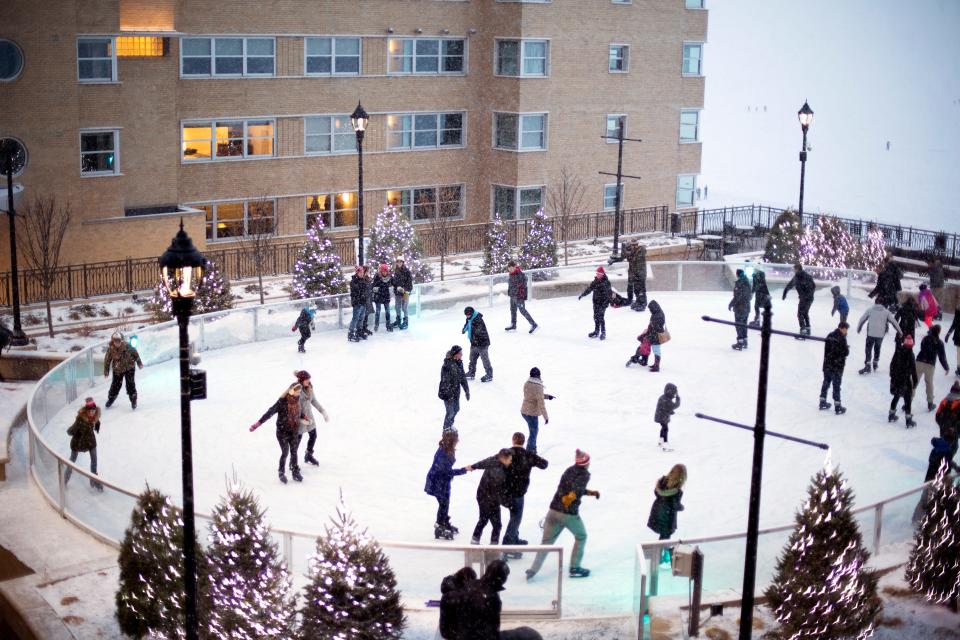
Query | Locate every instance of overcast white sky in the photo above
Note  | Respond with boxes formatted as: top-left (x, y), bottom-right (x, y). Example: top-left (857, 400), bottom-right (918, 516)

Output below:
top-left (699, 0), bottom-right (960, 231)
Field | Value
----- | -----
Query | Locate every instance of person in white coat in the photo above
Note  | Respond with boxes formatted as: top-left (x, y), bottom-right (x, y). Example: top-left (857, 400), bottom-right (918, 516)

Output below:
top-left (856, 302), bottom-right (902, 375)
top-left (293, 370), bottom-right (329, 466)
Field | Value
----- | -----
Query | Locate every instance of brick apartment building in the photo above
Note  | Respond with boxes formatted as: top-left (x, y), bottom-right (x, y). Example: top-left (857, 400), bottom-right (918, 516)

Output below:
top-left (0, 0), bottom-right (707, 269)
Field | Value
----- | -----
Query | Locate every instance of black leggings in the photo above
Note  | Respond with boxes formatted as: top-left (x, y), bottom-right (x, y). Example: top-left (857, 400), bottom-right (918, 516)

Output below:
top-left (472, 501), bottom-right (502, 544)
top-left (659, 422), bottom-right (669, 442)
top-left (593, 304), bottom-right (606, 332)
top-left (890, 390), bottom-right (913, 414)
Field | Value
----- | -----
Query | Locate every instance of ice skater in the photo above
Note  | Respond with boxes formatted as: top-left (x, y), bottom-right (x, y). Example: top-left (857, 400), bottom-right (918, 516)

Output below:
top-left (609, 240), bottom-right (648, 311)
top-left (782, 263), bottom-right (816, 337)
top-left (520, 367), bottom-right (553, 453)
top-left (918, 284), bottom-right (939, 328)
top-left (505, 261), bottom-right (538, 334)
top-left (749, 269), bottom-right (771, 328)
top-left (640, 300), bottom-right (668, 372)
top-left (438, 345), bottom-right (470, 432)
top-left (655, 383), bottom-right (681, 449)
top-left (830, 286), bottom-right (849, 324)
top-left (372, 263), bottom-right (394, 332)
top-left (889, 335), bottom-right (919, 428)
top-left (424, 431), bottom-right (468, 540)
top-left (819, 322), bottom-right (850, 415)
top-left (391, 257), bottom-right (413, 330)
top-left (467, 448), bottom-right (513, 545)
top-left (293, 370), bottom-right (329, 466)
top-left (856, 300), bottom-right (901, 374)
top-left (502, 432), bottom-right (549, 551)
top-left (462, 306), bottom-right (493, 382)
top-left (945, 315), bottom-right (960, 377)
top-left (578, 267), bottom-right (613, 340)
top-left (104, 331), bottom-right (143, 409)
top-left (647, 464), bottom-right (687, 564)
top-left (347, 266), bottom-right (368, 342)
top-left (65, 397), bottom-right (104, 492)
top-left (250, 383), bottom-right (305, 484)
top-left (626, 333), bottom-right (652, 368)
top-left (729, 268), bottom-right (752, 350)
top-left (915, 325), bottom-right (950, 412)
top-left (895, 297), bottom-right (920, 345)
top-left (292, 305), bottom-right (316, 353)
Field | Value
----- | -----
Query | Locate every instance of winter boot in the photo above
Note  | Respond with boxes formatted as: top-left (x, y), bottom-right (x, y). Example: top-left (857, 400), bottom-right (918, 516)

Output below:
top-left (529, 323), bottom-right (538, 334)
top-left (569, 567), bottom-right (591, 578)
top-left (291, 467), bottom-right (303, 482)
top-left (435, 523), bottom-right (455, 540)
top-left (858, 364), bottom-right (871, 375)
top-left (649, 356), bottom-right (661, 372)
top-left (481, 373), bottom-right (493, 383)
top-left (279, 470), bottom-right (288, 484)
top-left (639, 355), bottom-right (649, 366)
top-left (131, 395), bottom-right (137, 410)
top-left (304, 452), bottom-right (319, 466)
top-left (888, 411), bottom-right (898, 423)
top-left (905, 414), bottom-right (917, 428)
top-left (834, 404), bottom-right (846, 415)
top-left (819, 398), bottom-right (831, 410)
top-left (505, 324), bottom-right (517, 332)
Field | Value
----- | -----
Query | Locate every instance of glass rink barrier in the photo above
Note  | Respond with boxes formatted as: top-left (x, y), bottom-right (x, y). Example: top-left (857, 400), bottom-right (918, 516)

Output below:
top-left (25, 260), bottom-right (901, 620)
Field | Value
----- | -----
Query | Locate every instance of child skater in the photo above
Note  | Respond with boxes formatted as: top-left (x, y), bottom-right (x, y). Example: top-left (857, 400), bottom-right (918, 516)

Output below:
top-left (654, 383), bottom-right (681, 450)
top-left (626, 333), bottom-right (652, 368)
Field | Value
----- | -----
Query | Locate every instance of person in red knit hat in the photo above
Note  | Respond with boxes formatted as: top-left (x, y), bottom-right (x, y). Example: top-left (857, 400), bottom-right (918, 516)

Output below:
top-left (578, 267), bottom-right (613, 340)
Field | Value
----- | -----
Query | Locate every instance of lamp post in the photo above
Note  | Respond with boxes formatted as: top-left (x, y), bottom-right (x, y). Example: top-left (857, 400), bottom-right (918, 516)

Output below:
top-left (0, 139), bottom-right (30, 346)
top-left (351, 102), bottom-right (370, 266)
top-left (159, 221), bottom-right (205, 640)
top-left (600, 121), bottom-right (642, 260)
top-left (797, 101), bottom-right (814, 217)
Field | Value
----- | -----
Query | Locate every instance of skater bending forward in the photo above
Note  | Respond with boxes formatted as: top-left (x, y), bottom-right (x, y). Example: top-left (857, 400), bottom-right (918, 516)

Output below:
top-left (250, 383), bottom-right (306, 484)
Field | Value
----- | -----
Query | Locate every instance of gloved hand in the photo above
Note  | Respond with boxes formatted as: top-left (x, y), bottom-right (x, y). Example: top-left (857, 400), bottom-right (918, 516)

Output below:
top-left (545, 417), bottom-right (549, 425)
top-left (94, 422), bottom-right (100, 434)
top-left (249, 421), bottom-right (261, 432)
top-left (728, 302), bottom-right (733, 311)
top-left (781, 292), bottom-right (787, 300)
top-left (544, 394), bottom-right (555, 400)
top-left (291, 326), bottom-right (296, 332)
top-left (578, 294), bottom-right (585, 300)
top-left (465, 390), bottom-right (471, 401)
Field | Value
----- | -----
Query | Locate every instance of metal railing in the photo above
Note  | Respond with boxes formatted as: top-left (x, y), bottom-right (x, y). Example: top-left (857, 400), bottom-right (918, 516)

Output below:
top-left (30, 258), bottom-right (940, 621)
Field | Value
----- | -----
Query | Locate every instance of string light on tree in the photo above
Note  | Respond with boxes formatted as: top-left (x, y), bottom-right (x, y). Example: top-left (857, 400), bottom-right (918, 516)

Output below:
top-left (293, 217), bottom-right (348, 299)
top-left (151, 259), bottom-right (234, 322)
top-left (799, 216), bottom-right (855, 271)
top-left (904, 461), bottom-right (960, 609)
top-left (518, 209), bottom-right (558, 281)
top-left (858, 225), bottom-right (887, 273)
top-left (367, 206), bottom-right (432, 283)
top-left (763, 209), bottom-right (803, 265)
top-left (482, 213), bottom-right (513, 275)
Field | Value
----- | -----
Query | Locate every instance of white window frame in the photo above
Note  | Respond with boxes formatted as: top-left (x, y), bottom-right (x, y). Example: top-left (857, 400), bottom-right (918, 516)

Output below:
top-left (491, 184), bottom-right (545, 221)
top-left (387, 184), bottom-right (465, 223)
top-left (608, 44), bottom-right (630, 73)
top-left (387, 38), bottom-right (467, 75)
top-left (304, 192), bottom-right (361, 231)
top-left (682, 42), bottom-right (704, 76)
top-left (304, 115), bottom-right (358, 156)
top-left (679, 109), bottom-right (701, 143)
top-left (386, 112), bottom-right (466, 151)
top-left (200, 199), bottom-right (277, 242)
top-left (603, 183), bottom-right (624, 211)
top-left (304, 37), bottom-right (362, 76)
top-left (180, 119), bottom-right (276, 163)
top-left (676, 174), bottom-right (698, 208)
top-left (685, 0), bottom-right (706, 8)
top-left (77, 37), bottom-right (117, 83)
top-left (605, 114), bottom-right (627, 143)
top-left (493, 112), bottom-right (548, 152)
top-left (79, 129), bottom-right (120, 176)
top-left (179, 36), bottom-right (276, 78)
top-left (494, 39), bottom-right (550, 78)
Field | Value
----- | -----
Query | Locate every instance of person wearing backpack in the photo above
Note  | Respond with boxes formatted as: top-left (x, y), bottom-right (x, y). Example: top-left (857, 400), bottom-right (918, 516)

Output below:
top-left (505, 261), bottom-right (537, 334)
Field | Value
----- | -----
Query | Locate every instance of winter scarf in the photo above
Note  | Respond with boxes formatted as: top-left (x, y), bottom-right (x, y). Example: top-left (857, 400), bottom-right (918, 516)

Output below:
top-left (463, 310), bottom-right (479, 343)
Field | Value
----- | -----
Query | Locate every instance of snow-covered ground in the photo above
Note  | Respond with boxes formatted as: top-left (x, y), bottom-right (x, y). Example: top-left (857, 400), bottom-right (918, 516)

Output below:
top-left (32, 284), bottom-right (950, 618)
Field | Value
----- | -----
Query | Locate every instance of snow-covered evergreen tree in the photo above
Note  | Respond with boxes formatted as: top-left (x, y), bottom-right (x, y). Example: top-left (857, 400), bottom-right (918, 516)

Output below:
top-left (857, 225), bottom-right (887, 273)
top-left (152, 259), bottom-right (234, 321)
top-left (905, 461), bottom-right (960, 607)
top-left (292, 218), bottom-right (347, 299)
top-left (799, 216), bottom-right (855, 271)
top-left (299, 495), bottom-right (405, 640)
top-left (482, 214), bottom-right (513, 275)
top-left (518, 209), bottom-right (558, 280)
top-left (116, 488), bottom-right (205, 640)
top-left (765, 467), bottom-right (882, 640)
top-left (367, 206), bottom-right (432, 283)
top-left (764, 209), bottom-right (803, 265)
top-left (206, 486), bottom-right (295, 639)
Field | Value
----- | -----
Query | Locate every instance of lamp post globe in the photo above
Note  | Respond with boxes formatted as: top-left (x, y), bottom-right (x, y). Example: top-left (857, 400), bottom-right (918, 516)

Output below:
top-left (797, 101), bottom-right (814, 132)
top-left (796, 101), bottom-right (813, 216)
top-left (351, 102), bottom-right (369, 265)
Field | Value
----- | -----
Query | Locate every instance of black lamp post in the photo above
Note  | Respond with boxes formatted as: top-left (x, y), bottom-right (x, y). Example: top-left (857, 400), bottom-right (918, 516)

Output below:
top-left (1, 139), bottom-right (30, 346)
top-left (351, 102), bottom-right (370, 266)
top-left (159, 221), bottom-right (205, 640)
top-left (797, 101), bottom-right (814, 216)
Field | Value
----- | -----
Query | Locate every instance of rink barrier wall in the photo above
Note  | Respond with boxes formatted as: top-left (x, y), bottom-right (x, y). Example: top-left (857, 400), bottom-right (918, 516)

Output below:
top-left (29, 259), bottom-right (940, 621)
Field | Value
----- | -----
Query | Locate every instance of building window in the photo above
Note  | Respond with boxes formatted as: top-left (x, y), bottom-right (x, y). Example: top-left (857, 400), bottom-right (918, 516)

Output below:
top-left (80, 130), bottom-right (119, 176)
top-left (494, 113), bottom-right (547, 151)
top-left (387, 185), bottom-right (463, 222)
top-left (116, 36), bottom-right (165, 57)
top-left (686, 0), bottom-right (705, 7)
top-left (202, 199), bottom-right (276, 241)
top-left (305, 37), bottom-right (361, 75)
top-left (605, 114), bottom-right (626, 142)
top-left (306, 192), bottom-right (357, 230)
top-left (181, 37), bottom-right (275, 77)
top-left (388, 38), bottom-right (465, 74)
top-left (604, 184), bottom-right (624, 210)
top-left (493, 185), bottom-right (544, 220)
top-left (181, 120), bottom-right (275, 161)
top-left (496, 40), bottom-right (548, 77)
top-left (682, 43), bottom-right (703, 76)
top-left (679, 109), bottom-right (700, 142)
top-left (609, 45), bottom-right (629, 72)
top-left (77, 38), bottom-right (116, 82)
top-left (386, 112), bottom-right (464, 150)
top-left (304, 115), bottom-right (356, 155)
top-left (0, 39), bottom-right (25, 81)
top-left (676, 175), bottom-right (697, 208)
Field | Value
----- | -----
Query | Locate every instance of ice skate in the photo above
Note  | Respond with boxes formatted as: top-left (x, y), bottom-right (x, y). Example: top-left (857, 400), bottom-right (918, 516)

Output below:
top-left (834, 404), bottom-right (846, 415)
top-left (278, 471), bottom-right (288, 484)
top-left (131, 395), bottom-right (137, 410)
top-left (502, 550), bottom-right (523, 560)
top-left (105, 397), bottom-right (115, 408)
top-left (445, 522), bottom-right (460, 535)
top-left (626, 358), bottom-right (635, 368)
top-left (905, 414), bottom-right (916, 428)
top-left (819, 399), bottom-right (831, 411)
top-left (928, 402), bottom-right (936, 412)
top-left (748, 318), bottom-right (761, 328)
top-left (732, 339), bottom-right (745, 351)
top-left (525, 569), bottom-right (537, 581)
top-left (888, 411), bottom-right (898, 423)
top-left (599, 331), bottom-right (606, 341)
top-left (529, 323), bottom-right (538, 334)
top-left (568, 567), bottom-right (591, 578)
top-left (304, 452), bottom-right (319, 466)
top-left (434, 523), bottom-right (455, 540)
top-left (505, 324), bottom-right (517, 332)
top-left (858, 365), bottom-right (871, 375)
top-left (480, 373), bottom-right (493, 383)
top-left (872, 361), bottom-right (878, 372)
top-left (291, 467), bottom-right (303, 482)
top-left (588, 330), bottom-right (599, 338)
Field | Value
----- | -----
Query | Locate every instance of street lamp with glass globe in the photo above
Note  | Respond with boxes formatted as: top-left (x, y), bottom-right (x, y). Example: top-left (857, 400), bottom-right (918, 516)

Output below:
top-left (351, 102), bottom-right (369, 265)
top-left (797, 101), bottom-right (814, 216)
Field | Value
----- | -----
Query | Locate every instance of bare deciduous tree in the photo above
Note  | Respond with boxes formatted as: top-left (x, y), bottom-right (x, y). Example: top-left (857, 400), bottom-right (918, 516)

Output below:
top-left (547, 166), bottom-right (587, 266)
top-left (20, 196), bottom-right (71, 338)
top-left (239, 194), bottom-right (275, 304)
top-left (424, 188), bottom-right (461, 281)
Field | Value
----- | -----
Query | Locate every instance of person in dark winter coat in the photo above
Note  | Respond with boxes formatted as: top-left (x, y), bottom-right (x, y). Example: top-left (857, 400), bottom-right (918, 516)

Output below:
top-left (647, 464), bottom-right (687, 564)
top-left (895, 297), bottom-right (920, 344)
top-left (293, 370), bottom-right (328, 466)
top-left (819, 322), bottom-right (850, 414)
top-left (502, 432), bottom-right (549, 547)
top-left (505, 261), bottom-right (538, 333)
top-left (440, 562), bottom-right (543, 640)
top-left (371, 264), bottom-right (394, 332)
top-left (439, 566), bottom-right (478, 640)
top-left (729, 269), bottom-right (753, 350)
top-left (362, 263), bottom-right (376, 335)
top-left (869, 257), bottom-right (903, 309)
top-left (856, 302), bottom-right (902, 374)
top-left (915, 325), bottom-right (950, 411)
top-left (749, 269), bottom-right (771, 327)
top-left (928, 258), bottom-right (946, 321)
top-left (0, 320), bottom-right (11, 382)
top-left (65, 397), bottom-right (104, 491)
top-left (468, 449), bottom-right (513, 545)
top-left (439, 345), bottom-right (470, 431)
top-left (889, 335), bottom-right (919, 427)
top-left (654, 383), bottom-right (681, 448)
top-left (609, 240), bottom-right (648, 311)
top-left (292, 306), bottom-right (316, 352)
top-left (250, 384), bottom-right (305, 483)
top-left (912, 432), bottom-right (960, 524)
top-left (425, 431), bottom-right (468, 540)
top-left (526, 450), bottom-right (599, 580)
top-left (463, 307), bottom-right (493, 382)
top-left (935, 381), bottom-right (960, 460)
top-left (391, 257), bottom-right (414, 330)
top-left (641, 300), bottom-right (667, 372)
top-left (830, 286), bottom-right (849, 324)
top-left (104, 331), bottom-right (144, 409)
top-left (782, 263), bottom-right (816, 335)
top-left (347, 266), bottom-right (368, 342)
top-left (946, 313), bottom-right (960, 377)
top-left (578, 267), bottom-right (613, 340)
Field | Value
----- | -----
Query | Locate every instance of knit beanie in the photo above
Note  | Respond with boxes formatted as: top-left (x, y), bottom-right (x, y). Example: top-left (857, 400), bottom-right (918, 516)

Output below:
top-left (596, 266), bottom-right (605, 275)
top-left (575, 449), bottom-right (591, 466)
top-left (293, 370), bottom-right (311, 383)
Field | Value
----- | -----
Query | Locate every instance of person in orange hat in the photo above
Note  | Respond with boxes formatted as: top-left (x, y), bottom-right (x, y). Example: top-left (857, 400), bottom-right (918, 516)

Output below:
top-left (578, 267), bottom-right (613, 340)
top-left (889, 334), bottom-right (919, 427)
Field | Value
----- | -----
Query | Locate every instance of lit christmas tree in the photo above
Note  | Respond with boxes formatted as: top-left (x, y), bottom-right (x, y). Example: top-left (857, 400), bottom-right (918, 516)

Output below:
top-left (115, 488), bottom-right (206, 640)
top-left (299, 494), bottom-right (405, 640)
top-left (481, 213), bottom-right (513, 275)
top-left (799, 216), bottom-right (855, 271)
top-left (857, 224), bottom-right (887, 273)
top-left (151, 259), bottom-right (235, 321)
top-left (206, 486), bottom-right (295, 639)
top-left (765, 467), bottom-right (882, 640)
top-left (367, 206), bottom-right (432, 283)
top-left (763, 209), bottom-right (803, 265)
top-left (292, 218), bottom-right (347, 299)
top-left (904, 461), bottom-right (960, 608)
top-left (518, 209), bottom-right (558, 281)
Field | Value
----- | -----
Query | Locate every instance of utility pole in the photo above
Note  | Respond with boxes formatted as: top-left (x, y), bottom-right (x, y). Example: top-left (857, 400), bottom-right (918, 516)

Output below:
top-left (600, 122), bottom-right (642, 259)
